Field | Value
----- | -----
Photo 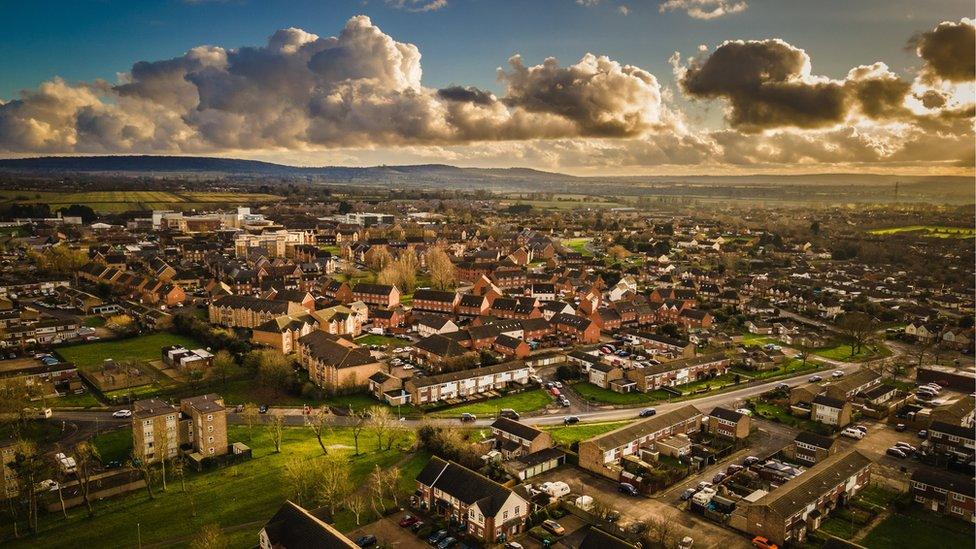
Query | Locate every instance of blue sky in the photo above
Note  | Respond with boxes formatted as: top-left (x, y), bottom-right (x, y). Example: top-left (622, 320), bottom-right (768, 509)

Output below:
top-left (0, 0), bottom-right (972, 174)
top-left (3, 0), bottom-right (971, 101)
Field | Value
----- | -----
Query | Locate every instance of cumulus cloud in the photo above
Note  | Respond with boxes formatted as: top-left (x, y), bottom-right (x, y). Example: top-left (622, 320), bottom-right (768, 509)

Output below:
top-left (910, 18), bottom-right (975, 83)
top-left (659, 0), bottom-right (747, 20)
top-left (0, 16), bottom-right (671, 153)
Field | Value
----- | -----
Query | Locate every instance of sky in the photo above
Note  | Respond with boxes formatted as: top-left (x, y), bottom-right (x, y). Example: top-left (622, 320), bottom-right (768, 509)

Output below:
top-left (0, 0), bottom-right (973, 175)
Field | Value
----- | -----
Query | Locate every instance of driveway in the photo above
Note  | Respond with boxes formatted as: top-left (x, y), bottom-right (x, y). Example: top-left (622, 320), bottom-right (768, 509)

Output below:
top-left (347, 510), bottom-right (430, 549)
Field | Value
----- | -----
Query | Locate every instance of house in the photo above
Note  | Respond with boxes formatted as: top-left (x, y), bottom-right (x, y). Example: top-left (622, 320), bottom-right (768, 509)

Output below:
top-left (415, 456), bottom-right (530, 543)
top-left (550, 312), bottom-right (600, 344)
top-left (413, 333), bottom-right (478, 365)
top-left (490, 417), bottom-right (554, 458)
top-left (786, 431), bottom-right (839, 465)
top-left (625, 353), bottom-right (731, 393)
top-left (624, 331), bottom-right (696, 358)
top-left (706, 407), bottom-right (750, 440)
top-left (296, 332), bottom-right (382, 391)
top-left (457, 294), bottom-right (490, 317)
top-left (910, 468), bottom-right (975, 522)
top-left (588, 362), bottom-right (624, 390)
top-left (578, 405), bottom-right (703, 479)
top-left (404, 360), bottom-right (531, 405)
top-left (312, 305), bottom-right (362, 337)
top-left (322, 280), bottom-right (353, 304)
top-left (927, 421), bottom-right (976, 457)
top-left (811, 394), bottom-right (852, 428)
top-left (351, 283), bottom-right (400, 309)
top-left (823, 368), bottom-right (882, 402)
top-left (412, 289), bottom-right (459, 314)
top-left (209, 295), bottom-right (306, 329)
top-left (414, 314), bottom-right (459, 338)
top-left (260, 500), bottom-right (358, 549)
top-left (371, 307), bottom-right (405, 330)
top-left (493, 334), bottom-right (531, 358)
top-left (251, 314), bottom-right (318, 353)
top-left (730, 449), bottom-right (873, 547)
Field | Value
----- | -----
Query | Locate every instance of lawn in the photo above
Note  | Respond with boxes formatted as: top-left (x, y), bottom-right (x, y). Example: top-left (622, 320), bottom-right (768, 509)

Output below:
top-left (751, 400), bottom-right (833, 435)
top-left (354, 334), bottom-right (411, 348)
top-left (6, 425), bottom-right (418, 548)
top-left (431, 389), bottom-right (553, 417)
top-left (810, 341), bottom-right (890, 363)
top-left (92, 427), bottom-right (134, 463)
top-left (741, 333), bottom-right (777, 346)
top-left (49, 391), bottom-right (102, 408)
top-left (544, 420), bottom-right (633, 446)
top-left (732, 358), bottom-right (824, 381)
top-left (562, 237), bottom-right (593, 256)
top-left (861, 507), bottom-right (975, 549)
top-left (58, 333), bottom-right (203, 371)
top-left (572, 382), bottom-right (655, 405)
top-left (867, 225), bottom-right (975, 238)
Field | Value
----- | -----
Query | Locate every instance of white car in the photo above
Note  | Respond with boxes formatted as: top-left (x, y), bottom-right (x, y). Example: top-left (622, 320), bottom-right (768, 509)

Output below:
top-left (831, 370), bottom-right (844, 378)
top-left (112, 409), bottom-right (132, 418)
top-left (841, 427), bottom-right (864, 439)
top-left (735, 408), bottom-right (753, 417)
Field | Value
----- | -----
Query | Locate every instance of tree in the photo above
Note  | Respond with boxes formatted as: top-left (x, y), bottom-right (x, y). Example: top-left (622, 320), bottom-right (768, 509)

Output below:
top-left (74, 441), bottom-right (100, 517)
top-left (347, 494), bottom-right (367, 525)
top-left (642, 509), bottom-right (682, 548)
top-left (318, 454), bottom-right (352, 517)
top-left (365, 246), bottom-right (393, 271)
top-left (30, 245), bottom-right (88, 276)
top-left (133, 453), bottom-right (156, 499)
top-left (105, 314), bottom-right (136, 334)
top-left (367, 406), bottom-right (393, 451)
top-left (283, 456), bottom-right (317, 507)
top-left (426, 248), bottom-right (456, 290)
top-left (836, 312), bottom-right (879, 357)
top-left (10, 440), bottom-right (51, 534)
top-left (307, 406), bottom-right (332, 455)
top-left (350, 409), bottom-right (369, 456)
top-left (367, 466), bottom-right (388, 517)
top-left (211, 350), bottom-right (236, 387)
top-left (250, 349), bottom-right (293, 395)
top-left (241, 403), bottom-right (260, 441)
top-left (189, 523), bottom-right (227, 549)
top-left (267, 413), bottom-right (285, 453)
top-left (607, 245), bottom-right (631, 261)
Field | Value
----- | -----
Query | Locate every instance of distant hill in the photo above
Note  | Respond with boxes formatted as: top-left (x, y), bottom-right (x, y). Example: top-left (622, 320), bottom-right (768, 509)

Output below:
top-left (0, 155), bottom-right (971, 204)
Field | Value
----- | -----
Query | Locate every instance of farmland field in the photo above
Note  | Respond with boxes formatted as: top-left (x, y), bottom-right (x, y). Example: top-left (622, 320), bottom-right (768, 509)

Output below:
top-left (0, 190), bottom-right (281, 213)
top-left (867, 225), bottom-right (975, 238)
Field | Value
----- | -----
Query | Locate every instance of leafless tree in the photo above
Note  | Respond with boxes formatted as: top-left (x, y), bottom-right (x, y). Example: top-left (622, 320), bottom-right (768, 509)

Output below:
top-left (267, 413), bottom-right (285, 453)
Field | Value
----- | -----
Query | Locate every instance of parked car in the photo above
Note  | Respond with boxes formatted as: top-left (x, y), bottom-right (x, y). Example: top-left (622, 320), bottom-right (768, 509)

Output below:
top-left (437, 537), bottom-right (458, 549)
top-left (563, 416), bottom-right (580, 425)
top-left (852, 425), bottom-right (868, 434)
top-left (680, 488), bottom-right (697, 501)
top-left (726, 464), bottom-right (743, 475)
top-left (743, 456), bottom-right (760, 466)
top-left (831, 370), bottom-right (845, 378)
top-left (808, 375), bottom-right (823, 382)
top-left (542, 520), bottom-right (566, 535)
top-left (895, 442), bottom-right (917, 453)
top-left (504, 543), bottom-right (524, 549)
top-left (460, 413), bottom-right (477, 422)
top-left (886, 447), bottom-right (908, 458)
top-left (618, 482), bottom-right (639, 496)
top-left (895, 423), bottom-right (907, 432)
top-left (696, 481), bottom-right (713, 491)
top-left (355, 534), bottom-right (377, 547)
top-left (712, 472), bottom-right (726, 484)
top-left (841, 427), bottom-right (865, 439)
top-left (752, 536), bottom-right (778, 549)
top-left (559, 397), bottom-right (571, 407)
top-left (554, 381), bottom-right (563, 389)
top-left (398, 515), bottom-right (420, 527)
top-left (112, 409), bottom-right (132, 418)
top-left (678, 536), bottom-right (695, 549)
top-left (498, 409), bottom-right (520, 420)
top-left (409, 521), bottom-right (425, 532)
top-left (427, 529), bottom-right (449, 544)
top-left (639, 408), bottom-right (657, 418)
top-left (775, 383), bottom-right (790, 391)
top-left (917, 429), bottom-right (929, 439)
top-left (735, 408), bottom-right (753, 417)
top-left (258, 404), bottom-right (269, 414)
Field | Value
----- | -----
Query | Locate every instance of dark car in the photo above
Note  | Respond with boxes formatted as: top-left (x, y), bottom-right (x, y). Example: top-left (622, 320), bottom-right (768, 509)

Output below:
top-left (498, 409), bottom-right (520, 420)
top-left (605, 510), bottom-right (621, 522)
top-left (106, 460), bottom-right (123, 469)
top-left (918, 429), bottom-right (929, 439)
top-left (712, 472), bottom-right (726, 484)
top-left (639, 408), bottom-right (657, 418)
top-left (437, 537), bottom-right (458, 549)
top-left (743, 456), bottom-right (760, 466)
top-left (356, 534), bottom-right (377, 547)
top-left (428, 529), bottom-right (449, 544)
top-left (886, 447), bottom-right (907, 458)
top-left (258, 404), bottom-right (269, 414)
top-left (895, 423), bottom-right (907, 432)
top-left (775, 383), bottom-right (790, 391)
top-left (726, 464), bottom-right (744, 475)
top-left (680, 488), bottom-right (697, 501)
top-left (618, 482), bottom-right (639, 496)
top-left (410, 521), bottom-right (425, 532)
top-left (460, 413), bottom-right (477, 422)
top-left (563, 416), bottom-right (580, 425)
top-left (399, 515), bottom-right (420, 527)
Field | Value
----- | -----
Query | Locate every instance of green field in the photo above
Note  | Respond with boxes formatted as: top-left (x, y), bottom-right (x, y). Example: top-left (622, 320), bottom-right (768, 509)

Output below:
top-left (867, 225), bottom-right (975, 238)
top-left (572, 382), bottom-right (655, 405)
top-left (57, 333), bottom-right (203, 371)
top-left (7, 425), bottom-right (418, 548)
top-left (810, 341), bottom-right (890, 363)
top-left (430, 389), bottom-right (553, 417)
top-left (0, 190), bottom-right (282, 214)
top-left (544, 420), bottom-right (634, 446)
top-left (861, 507), bottom-right (975, 549)
top-left (354, 334), bottom-right (411, 348)
top-left (92, 427), bottom-right (135, 463)
top-left (561, 237), bottom-right (594, 256)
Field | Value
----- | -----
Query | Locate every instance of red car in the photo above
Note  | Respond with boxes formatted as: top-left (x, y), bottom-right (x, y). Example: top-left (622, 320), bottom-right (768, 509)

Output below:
top-left (398, 515), bottom-right (420, 528)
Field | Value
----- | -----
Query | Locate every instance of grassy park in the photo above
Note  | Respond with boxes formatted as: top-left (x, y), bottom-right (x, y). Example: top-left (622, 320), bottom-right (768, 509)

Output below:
top-left (867, 225), bottom-right (975, 238)
top-left (572, 382), bottom-right (655, 405)
top-left (431, 389), bottom-right (552, 417)
top-left (544, 420), bottom-right (633, 446)
top-left (57, 333), bottom-right (203, 371)
top-left (9, 425), bottom-right (419, 548)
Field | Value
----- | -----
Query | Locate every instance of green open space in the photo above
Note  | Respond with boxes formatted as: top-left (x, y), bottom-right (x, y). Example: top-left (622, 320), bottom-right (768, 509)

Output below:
top-left (561, 237), bottom-right (593, 256)
top-left (544, 420), bottom-right (634, 446)
top-left (750, 400), bottom-right (833, 435)
top-left (57, 333), bottom-right (203, 371)
top-left (354, 334), bottom-right (411, 348)
top-left (49, 391), bottom-right (102, 408)
top-left (572, 382), bottom-right (655, 405)
top-left (867, 225), bottom-right (975, 238)
top-left (0, 190), bottom-right (282, 214)
top-left (861, 507), bottom-right (975, 549)
top-left (8, 424), bottom-right (418, 548)
top-left (92, 427), bottom-right (135, 464)
top-left (430, 389), bottom-right (553, 417)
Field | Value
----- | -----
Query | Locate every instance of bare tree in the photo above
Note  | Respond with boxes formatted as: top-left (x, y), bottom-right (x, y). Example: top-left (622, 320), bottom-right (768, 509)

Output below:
top-left (643, 509), bottom-right (682, 548)
top-left (74, 441), bottom-right (100, 516)
top-left (318, 454), bottom-right (352, 517)
top-left (836, 312), bottom-right (879, 358)
top-left (283, 456), bottom-right (316, 507)
top-left (383, 467), bottom-right (402, 507)
top-left (241, 403), bottom-right (260, 441)
top-left (347, 494), bottom-right (367, 526)
top-left (267, 413), bottom-right (285, 453)
top-left (307, 406), bottom-right (332, 455)
top-left (350, 410), bottom-right (368, 456)
top-left (367, 465), bottom-right (387, 517)
top-left (367, 406), bottom-right (393, 451)
top-left (134, 453), bottom-right (156, 499)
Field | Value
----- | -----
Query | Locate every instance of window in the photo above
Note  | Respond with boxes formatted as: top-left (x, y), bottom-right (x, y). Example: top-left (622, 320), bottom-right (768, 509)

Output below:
top-left (915, 495), bottom-right (927, 503)
top-left (503, 511), bottom-right (508, 520)
top-left (953, 492), bottom-right (968, 502)
top-left (208, 436), bottom-right (214, 443)
top-left (208, 425), bottom-right (214, 433)
top-left (207, 414), bottom-right (213, 421)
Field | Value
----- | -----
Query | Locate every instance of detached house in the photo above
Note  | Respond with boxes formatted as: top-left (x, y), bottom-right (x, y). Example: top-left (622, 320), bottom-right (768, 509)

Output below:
top-left (415, 456), bottom-right (530, 543)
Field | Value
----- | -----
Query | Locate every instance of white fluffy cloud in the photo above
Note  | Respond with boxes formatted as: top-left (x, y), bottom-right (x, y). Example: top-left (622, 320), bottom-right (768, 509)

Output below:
top-left (659, 0), bottom-right (747, 20)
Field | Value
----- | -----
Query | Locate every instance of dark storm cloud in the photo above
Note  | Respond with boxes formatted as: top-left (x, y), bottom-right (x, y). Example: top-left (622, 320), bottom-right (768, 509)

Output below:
top-left (910, 18), bottom-right (976, 83)
top-left (436, 85), bottom-right (495, 104)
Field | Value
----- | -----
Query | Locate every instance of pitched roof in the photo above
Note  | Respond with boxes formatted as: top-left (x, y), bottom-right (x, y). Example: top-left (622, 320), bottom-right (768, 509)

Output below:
top-left (262, 500), bottom-right (358, 548)
top-left (491, 417), bottom-right (543, 441)
top-left (415, 456), bottom-right (523, 518)
top-left (795, 430), bottom-right (836, 449)
top-left (298, 331), bottom-right (375, 369)
top-left (583, 405), bottom-right (702, 451)
top-left (751, 450), bottom-right (872, 519)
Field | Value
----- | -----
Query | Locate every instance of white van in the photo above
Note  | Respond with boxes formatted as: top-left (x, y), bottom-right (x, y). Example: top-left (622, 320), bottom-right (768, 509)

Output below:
top-left (544, 481), bottom-right (570, 498)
